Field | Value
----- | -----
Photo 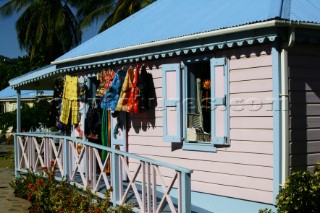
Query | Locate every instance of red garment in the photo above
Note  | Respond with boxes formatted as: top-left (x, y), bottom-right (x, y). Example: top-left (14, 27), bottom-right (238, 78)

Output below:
top-left (103, 69), bottom-right (116, 89)
top-left (127, 65), bottom-right (140, 113)
top-left (96, 69), bottom-right (115, 97)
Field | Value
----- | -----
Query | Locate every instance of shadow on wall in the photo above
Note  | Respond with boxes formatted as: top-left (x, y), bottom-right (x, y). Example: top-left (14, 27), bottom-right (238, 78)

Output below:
top-left (289, 49), bottom-right (320, 173)
top-left (127, 70), bottom-right (157, 133)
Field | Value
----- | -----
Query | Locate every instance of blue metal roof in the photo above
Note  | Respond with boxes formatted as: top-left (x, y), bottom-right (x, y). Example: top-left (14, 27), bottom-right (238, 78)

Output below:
top-left (54, 0), bottom-right (320, 63)
top-left (9, 65), bottom-right (56, 88)
top-left (0, 86), bottom-right (52, 100)
top-left (290, 0), bottom-right (320, 23)
top-left (9, 0), bottom-right (320, 89)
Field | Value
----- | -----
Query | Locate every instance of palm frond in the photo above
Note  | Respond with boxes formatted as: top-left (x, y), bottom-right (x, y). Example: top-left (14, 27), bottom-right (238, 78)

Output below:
top-left (140, 0), bottom-right (155, 8)
top-left (99, 12), bottom-right (115, 33)
top-left (80, 5), bottom-right (113, 30)
top-left (14, 0), bottom-right (82, 61)
top-left (0, 0), bottom-right (32, 17)
top-left (62, 3), bottom-right (82, 46)
top-left (110, 0), bottom-right (130, 26)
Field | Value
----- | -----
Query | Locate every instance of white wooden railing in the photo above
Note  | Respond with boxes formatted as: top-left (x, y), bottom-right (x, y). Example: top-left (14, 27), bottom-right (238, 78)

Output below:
top-left (14, 133), bottom-right (192, 213)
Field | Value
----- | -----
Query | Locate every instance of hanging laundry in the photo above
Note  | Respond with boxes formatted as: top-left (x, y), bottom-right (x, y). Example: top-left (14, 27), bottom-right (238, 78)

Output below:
top-left (138, 66), bottom-right (153, 111)
top-left (101, 69), bottom-right (126, 111)
top-left (127, 65), bottom-right (140, 113)
top-left (96, 69), bottom-right (116, 97)
top-left (116, 66), bottom-right (134, 111)
top-left (101, 108), bottom-right (111, 161)
top-left (100, 69), bottom-right (125, 163)
top-left (85, 99), bottom-right (102, 139)
top-left (78, 76), bottom-right (87, 102)
top-left (60, 75), bottom-right (78, 125)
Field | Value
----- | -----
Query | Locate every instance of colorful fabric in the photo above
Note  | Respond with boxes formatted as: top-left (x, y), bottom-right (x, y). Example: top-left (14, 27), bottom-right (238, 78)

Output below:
top-left (60, 75), bottom-right (78, 125)
top-left (115, 66), bottom-right (134, 111)
top-left (127, 65), bottom-right (140, 113)
top-left (101, 69), bottom-right (126, 111)
top-left (96, 69), bottom-right (116, 97)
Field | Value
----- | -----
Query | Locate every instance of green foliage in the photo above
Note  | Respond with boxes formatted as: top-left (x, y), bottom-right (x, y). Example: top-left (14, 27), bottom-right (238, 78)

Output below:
top-left (10, 162), bottom-right (132, 212)
top-left (276, 162), bottom-right (320, 213)
top-left (0, 0), bottom-right (81, 62)
top-left (10, 170), bottom-right (40, 199)
top-left (26, 98), bottom-right (52, 129)
top-left (69, 0), bottom-right (155, 33)
top-left (0, 110), bottom-right (15, 133)
top-left (258, 208), bottom-right (275, 213)
top-left (0, 55), bottom-right (47, 90)
top-left (0, 97), bottom-right (52, 133)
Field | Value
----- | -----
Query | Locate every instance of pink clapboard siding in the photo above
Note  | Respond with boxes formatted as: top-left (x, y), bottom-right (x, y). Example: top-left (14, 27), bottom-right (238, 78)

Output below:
top-left (127, 46), bottom-right (274, 204)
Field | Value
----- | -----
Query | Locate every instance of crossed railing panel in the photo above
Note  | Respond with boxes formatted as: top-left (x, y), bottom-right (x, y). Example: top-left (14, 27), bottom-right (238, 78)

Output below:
top-left (14, 133), bottom-right (192, 213)
top-left (118, 157), bottom-right (180, 213)
top-left (17, 136), bottom-right (64, 176)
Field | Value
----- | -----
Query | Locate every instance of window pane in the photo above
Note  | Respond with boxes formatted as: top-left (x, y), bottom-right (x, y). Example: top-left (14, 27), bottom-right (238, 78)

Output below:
top-left (186, 62), bottom-right (211, 141)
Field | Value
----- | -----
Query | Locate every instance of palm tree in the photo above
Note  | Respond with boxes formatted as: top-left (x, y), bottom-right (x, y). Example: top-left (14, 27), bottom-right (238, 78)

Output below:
top-left (0, 0), bottom-right (82, 64)
top-left (70, 0), bottom-right (155, 33)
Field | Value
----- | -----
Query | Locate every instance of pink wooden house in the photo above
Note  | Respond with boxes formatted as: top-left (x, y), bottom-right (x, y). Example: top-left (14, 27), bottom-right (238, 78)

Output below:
top-left (10, 0), bottom-right (320, 212)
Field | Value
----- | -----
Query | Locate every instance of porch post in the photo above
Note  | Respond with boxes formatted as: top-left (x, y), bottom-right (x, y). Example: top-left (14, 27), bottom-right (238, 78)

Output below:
top-left (15, 90), bottom-right (21, 177)
top-left (180, 172), bottom-right (191, 213)
top-left (16, 90), bottom-right (21, 132)
top-left (14, 134), bottom-right (19, 177)
top-left (63, 137), bottom-right (70, 180)
top-left (111, 152), bottom-right (120, 206)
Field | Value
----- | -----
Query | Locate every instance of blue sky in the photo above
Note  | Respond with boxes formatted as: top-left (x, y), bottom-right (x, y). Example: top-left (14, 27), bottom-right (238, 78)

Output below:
top-left (0, 1), bottom-right (102, 59)
top-left (0, 6), bottom-right (25, 58)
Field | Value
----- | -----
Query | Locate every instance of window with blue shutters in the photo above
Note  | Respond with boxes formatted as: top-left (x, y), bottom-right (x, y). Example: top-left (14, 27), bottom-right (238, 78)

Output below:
top-left (162, 57), bottom-right (229, 152)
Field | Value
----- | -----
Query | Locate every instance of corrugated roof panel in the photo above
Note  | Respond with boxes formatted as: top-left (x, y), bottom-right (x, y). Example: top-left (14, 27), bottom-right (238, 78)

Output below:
top-left (55, 0), bottom-right (278, 62)
top-left (0, 87), bottom-right (53, 100)
top-left (9, 65), bottom-right (56, 87)
top-left (290, 0), bottom-right (320, 23)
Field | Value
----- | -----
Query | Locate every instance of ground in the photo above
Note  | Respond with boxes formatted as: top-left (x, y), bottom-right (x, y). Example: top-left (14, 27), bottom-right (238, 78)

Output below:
top-left (0, 143), bottom-right (14, 169)
top-left (0, 142), bottom-right (30, 212)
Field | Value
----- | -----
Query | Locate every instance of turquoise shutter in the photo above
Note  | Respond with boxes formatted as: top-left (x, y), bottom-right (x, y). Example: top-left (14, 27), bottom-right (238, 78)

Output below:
top-left (162, 64), bottom-right (182, 142)
top-left (211, 57), bottom-right (229, 145)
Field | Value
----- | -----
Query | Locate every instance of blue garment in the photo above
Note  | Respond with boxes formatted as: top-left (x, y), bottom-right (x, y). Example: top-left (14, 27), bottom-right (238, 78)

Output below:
top-left (101, 69), bottom-right (126, 111)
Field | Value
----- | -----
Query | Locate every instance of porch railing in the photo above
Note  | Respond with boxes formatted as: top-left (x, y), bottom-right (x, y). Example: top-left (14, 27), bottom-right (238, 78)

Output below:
top-left (14, 133), bottom-right (192, 213)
